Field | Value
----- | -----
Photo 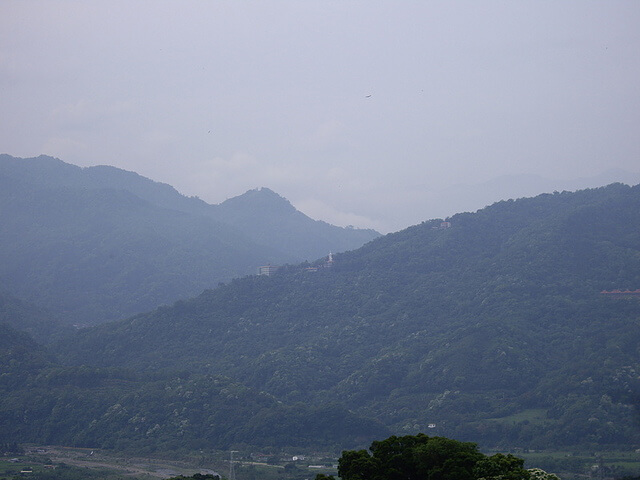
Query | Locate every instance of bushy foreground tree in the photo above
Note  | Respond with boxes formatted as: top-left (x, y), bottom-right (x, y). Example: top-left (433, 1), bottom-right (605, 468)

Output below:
top-left (330, 434), bottom-right (559, 480)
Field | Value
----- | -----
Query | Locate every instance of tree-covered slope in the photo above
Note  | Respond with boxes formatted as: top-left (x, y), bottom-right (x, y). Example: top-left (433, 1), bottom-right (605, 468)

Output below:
top-left (54, 184), bottom-right (640, 450)
top-left (0, 292), bottom-right (73, 344)
top-left (0, 154), bottom-right (378, 326)
top-left (0, 323), bottom-right (51, 388)
top-left (0, 324), bottom-right (386, 451)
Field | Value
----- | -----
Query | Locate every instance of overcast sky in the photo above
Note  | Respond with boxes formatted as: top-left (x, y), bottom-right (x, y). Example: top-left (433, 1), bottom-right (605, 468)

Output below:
top-left (2, 1), bottom-right (639, 232)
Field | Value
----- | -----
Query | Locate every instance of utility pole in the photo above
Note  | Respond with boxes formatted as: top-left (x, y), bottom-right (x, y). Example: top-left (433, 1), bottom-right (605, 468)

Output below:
top-left (229, 450), bottom-right (238, 480)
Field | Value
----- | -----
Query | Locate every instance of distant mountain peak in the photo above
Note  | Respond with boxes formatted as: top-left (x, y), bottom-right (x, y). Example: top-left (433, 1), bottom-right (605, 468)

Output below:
top-left (254, 187), bottom-right (276, 194)
top-left (219, 187), bottom-right (297, 213)
top-left (243, 187), bottom-right (289, 200)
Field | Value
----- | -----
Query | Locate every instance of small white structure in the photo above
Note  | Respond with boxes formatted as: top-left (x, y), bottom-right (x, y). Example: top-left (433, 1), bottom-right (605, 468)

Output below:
top-left (258, 265), bottom-right (279, 276)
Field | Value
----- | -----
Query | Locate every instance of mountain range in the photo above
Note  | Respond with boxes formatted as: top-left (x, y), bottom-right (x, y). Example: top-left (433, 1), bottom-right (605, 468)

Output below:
top-left (0, 154), bottom-right (378, 326)
top-left (2, 178), bottom-right (639, 454)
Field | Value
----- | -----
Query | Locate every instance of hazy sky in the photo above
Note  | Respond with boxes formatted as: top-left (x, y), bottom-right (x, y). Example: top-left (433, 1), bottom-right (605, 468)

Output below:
top-left (2, 1), bottom-right (639, 232)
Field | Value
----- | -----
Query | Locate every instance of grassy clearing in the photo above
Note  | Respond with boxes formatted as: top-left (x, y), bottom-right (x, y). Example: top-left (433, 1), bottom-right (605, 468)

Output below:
top-left (0, 458), bottom-right (129, 480)
top-left (520, 449), bottom-right (640, 480)
top-left (0, 459), bottom-right (30, 477)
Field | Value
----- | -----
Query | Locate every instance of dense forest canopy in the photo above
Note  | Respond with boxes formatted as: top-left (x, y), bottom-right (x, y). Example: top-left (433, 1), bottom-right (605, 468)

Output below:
top-left (1, 181), bottom-right (639, 456)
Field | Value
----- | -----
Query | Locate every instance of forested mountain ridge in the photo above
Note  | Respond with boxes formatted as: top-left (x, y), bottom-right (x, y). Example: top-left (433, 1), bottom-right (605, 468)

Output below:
top-left (0, 321), bottom-right (387, 451)
top-left (0, 154), bottom-right (378, 326)
top-left (47, 183), bottom-right (640, 451)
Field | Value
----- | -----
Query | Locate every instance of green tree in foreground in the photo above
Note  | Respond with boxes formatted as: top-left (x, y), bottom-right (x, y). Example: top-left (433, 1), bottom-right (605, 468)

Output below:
top-left (334, 434), bottom-right (558, 480)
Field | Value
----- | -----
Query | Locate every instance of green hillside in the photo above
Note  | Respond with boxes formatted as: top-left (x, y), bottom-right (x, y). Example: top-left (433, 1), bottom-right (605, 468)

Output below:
top-left (0, 322), bottom-right (386, 451)
top-left (1, 183), bottom-right (639, 454)
top-left (45, 183), bottom-right (640, 451)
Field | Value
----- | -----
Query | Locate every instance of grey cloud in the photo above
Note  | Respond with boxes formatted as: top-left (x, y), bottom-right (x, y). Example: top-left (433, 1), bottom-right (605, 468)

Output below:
top-left (1, 1), bottom-right (639, 232)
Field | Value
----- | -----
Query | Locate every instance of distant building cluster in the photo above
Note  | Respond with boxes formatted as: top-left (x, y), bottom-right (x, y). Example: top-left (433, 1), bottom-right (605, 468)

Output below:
top-left (257, 265), bottom-right (279, 276)
top-left (432, 221), bottom-right (451, 230)
top-left (305, 252), bottom-right (334, 272)
top-left (600, 289), bottom-right (640, 298)
top-left (258, 253), bottom-right (335, 276)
